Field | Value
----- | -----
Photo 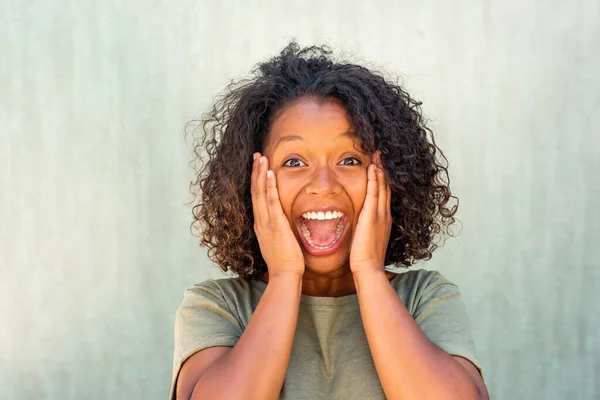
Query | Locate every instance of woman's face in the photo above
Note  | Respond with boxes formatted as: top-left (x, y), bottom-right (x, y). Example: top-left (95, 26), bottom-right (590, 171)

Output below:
top-left (262, 97), bottom-right (372, 276)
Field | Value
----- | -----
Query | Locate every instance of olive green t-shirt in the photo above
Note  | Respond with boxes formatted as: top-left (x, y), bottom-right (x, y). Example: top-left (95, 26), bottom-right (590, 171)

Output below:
top-left (171, 269), bottom-right (480, 399)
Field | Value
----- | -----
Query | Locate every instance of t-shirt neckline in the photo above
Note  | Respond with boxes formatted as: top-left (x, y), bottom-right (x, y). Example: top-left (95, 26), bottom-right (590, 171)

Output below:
top-left (251, 272), bottom-right (403, 306)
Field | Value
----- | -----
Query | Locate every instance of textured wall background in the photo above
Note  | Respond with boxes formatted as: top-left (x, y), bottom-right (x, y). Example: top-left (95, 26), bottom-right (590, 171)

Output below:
top-left (1, 0), bottom-right (599, 399)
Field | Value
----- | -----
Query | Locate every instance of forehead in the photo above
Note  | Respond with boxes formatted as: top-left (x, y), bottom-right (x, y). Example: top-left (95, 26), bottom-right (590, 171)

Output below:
top-left (264, 98), bottom-right (356, 151)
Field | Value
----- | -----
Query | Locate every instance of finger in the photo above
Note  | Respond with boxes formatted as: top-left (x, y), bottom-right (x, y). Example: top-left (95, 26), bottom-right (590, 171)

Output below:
top-left (250, 152), bottom-right (261, 197)
top-left (253, 155), bottom-right (269, 223)
top-left (375, 164), bottom-right (388, 217)
top-left (385, 179), bottom-right (392, 218)
top-left (362, 163), bottom-right (379, 218)
top-left (371, 150), bottom-right (382, 169)
top-left (372, 151), bottom-right (391, 218)
top-left (250, 153), bottom-right (260, 220)
top-left (266, 170), bottom-right (286, 221)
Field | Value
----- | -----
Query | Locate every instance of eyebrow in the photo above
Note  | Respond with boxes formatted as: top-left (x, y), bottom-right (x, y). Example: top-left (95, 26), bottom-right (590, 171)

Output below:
top-left (274, 131), bottom-right (355, 148)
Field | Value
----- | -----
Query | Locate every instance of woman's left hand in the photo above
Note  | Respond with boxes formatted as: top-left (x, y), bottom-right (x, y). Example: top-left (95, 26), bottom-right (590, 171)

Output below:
top-left (349, 151), bottom-right (392, 274)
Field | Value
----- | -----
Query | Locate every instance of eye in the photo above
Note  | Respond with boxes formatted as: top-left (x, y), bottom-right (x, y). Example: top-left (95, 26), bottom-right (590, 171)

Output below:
top-left (339, 157), bottom-right (362, 166)
top-left (283, 158), bottom-right (306, 168)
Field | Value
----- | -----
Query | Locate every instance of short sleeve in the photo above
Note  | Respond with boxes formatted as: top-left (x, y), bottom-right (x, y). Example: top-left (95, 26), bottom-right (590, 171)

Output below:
top-left (170, 280), bottom-right (244, 399)
top-left (412, 272), bottom-right (481, 372)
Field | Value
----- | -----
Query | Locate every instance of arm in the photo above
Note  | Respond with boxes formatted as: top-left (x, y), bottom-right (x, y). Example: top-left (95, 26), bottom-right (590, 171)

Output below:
top-left (177, 154), bottom-right (305, 400)
top-left (354, 270), bottom-right (488, 400)
top-left (350, 157), bottom-right (488, 399)
top-left (177, 272), bottom-right (302, 400)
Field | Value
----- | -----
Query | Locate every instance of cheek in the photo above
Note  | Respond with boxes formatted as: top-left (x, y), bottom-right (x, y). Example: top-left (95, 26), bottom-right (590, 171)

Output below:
top-left (344, 174), bottom-right (368, 219)
top-left (273, 172), bottom-right (301, 219)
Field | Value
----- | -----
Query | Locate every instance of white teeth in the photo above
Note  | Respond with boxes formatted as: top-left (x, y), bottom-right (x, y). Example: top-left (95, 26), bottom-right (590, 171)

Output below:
top-left (301, 210), bottom-right (345, 220)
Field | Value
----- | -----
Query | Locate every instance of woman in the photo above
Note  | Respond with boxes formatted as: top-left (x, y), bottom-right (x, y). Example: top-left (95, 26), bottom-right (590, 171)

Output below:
top-left (171, 42), bottom-right (489, 400)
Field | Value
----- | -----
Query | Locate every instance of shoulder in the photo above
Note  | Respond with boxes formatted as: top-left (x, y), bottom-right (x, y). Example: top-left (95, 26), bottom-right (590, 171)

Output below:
top-left (391, 270), bottom-right (480, 371)
top-left (174, 277), bottom-right (258, 352)
top-left (177, 277), bottom-right (265, 327)
top-left (172, 278), bottom-right (259, 398)
top-left (390, 268), bottom-right (456, 294)
top-left (389, 269), bottom-right (460, 313)
top-left (183, 277), bottom-right (257, 302)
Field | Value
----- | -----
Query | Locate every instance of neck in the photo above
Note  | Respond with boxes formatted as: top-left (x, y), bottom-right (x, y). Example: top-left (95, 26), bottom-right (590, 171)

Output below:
top-left (261, 268), bottom-right (396, 297)
top-left (301, 268), bottom-right (357, 296)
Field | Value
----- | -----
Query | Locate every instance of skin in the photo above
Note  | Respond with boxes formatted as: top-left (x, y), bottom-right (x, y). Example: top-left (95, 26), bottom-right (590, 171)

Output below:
top-left (259, 97), bottom-right (394, 296)
top-left (176, 97), bottom-right (489, 400)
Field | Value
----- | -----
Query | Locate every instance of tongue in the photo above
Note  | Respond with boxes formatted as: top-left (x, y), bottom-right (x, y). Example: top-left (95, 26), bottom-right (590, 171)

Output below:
top-left (303, 219), bottom-right (340, 247)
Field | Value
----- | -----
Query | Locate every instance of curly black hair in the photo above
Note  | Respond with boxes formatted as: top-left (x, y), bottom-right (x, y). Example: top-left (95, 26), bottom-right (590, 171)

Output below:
top-left (188, 42), bottom-right (457, 279)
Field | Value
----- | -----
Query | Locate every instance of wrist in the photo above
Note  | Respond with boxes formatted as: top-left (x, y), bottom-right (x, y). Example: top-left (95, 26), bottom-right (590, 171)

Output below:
top-left (266, 269), bottom-right (304, 283)
top-left (352, 268), bottom-right (388, 287)
top-left (266, 271), bottom-right (303, 300)
top-left (350, 261), bottom-right (385, 275)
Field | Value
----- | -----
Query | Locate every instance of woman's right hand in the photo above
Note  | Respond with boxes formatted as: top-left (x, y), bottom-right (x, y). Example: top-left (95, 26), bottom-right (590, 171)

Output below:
top-left (251, 153), bottom-right (305, 277)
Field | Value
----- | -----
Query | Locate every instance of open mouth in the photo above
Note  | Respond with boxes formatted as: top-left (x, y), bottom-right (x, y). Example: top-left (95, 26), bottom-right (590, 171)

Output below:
top-left (296, 210), bottom-right (349, 256)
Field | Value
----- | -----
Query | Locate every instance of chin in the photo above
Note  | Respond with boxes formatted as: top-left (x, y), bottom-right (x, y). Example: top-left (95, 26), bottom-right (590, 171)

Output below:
top-left (302, 247), bottom-right (352, 276)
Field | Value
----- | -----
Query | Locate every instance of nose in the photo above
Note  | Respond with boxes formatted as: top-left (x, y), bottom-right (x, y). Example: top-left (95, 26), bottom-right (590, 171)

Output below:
top-left (305, 164), bottom-right (342, 196)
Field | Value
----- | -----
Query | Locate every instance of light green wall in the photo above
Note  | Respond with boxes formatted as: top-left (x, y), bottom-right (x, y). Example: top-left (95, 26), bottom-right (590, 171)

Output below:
top-left (1, 1), bottom-right (598, 399)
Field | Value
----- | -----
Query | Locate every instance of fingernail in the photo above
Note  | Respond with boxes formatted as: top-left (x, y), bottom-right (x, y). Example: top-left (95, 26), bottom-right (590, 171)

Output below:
top-left (267, 170), bottom-right (273, 178)
top-left (253, 153), bottom-right (259, 160)
top-left (259, 157), bottom-right (264, 165)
